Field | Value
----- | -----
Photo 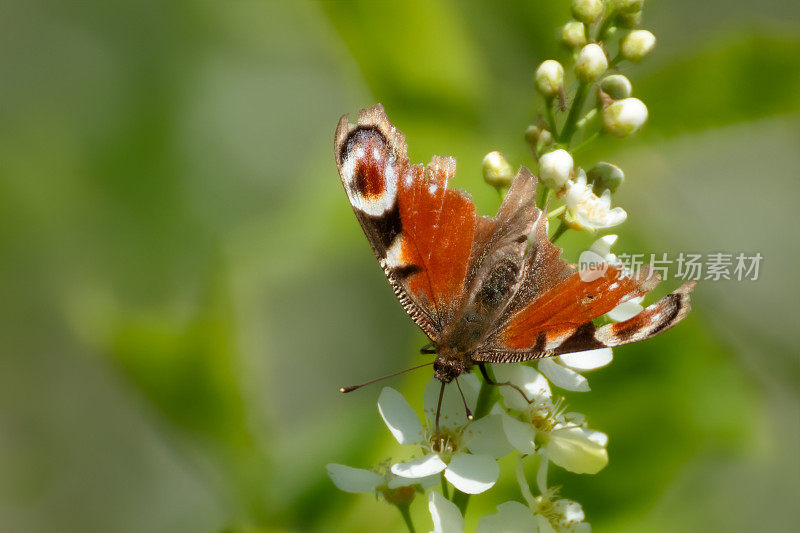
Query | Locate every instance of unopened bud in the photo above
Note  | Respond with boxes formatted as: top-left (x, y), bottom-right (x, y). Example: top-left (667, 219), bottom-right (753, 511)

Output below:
top-left (616, 10), bottom-right (642, 28)
top-left (562, 21), bottom-right (587, 48)
top-left (612, 0), bottom-right (643, 14)
top-left (535, 60), bottom-right (565, 99)
top-left (539, 149), bottom-right (574, 189)
top-left (571, 0), bottom-right (604, 24)
top-left (575, 43), bottom-right (608, 82)
top-left (588, 162), bottom-right (625, 193)
top-left (600, 74), bottom-right (632, 99)
top-left (620, 30), bottom-right (656, 62)
top-left (482, 151), bottom-right (514, 188)
top-left (602, 98), bottom-right (648, 137)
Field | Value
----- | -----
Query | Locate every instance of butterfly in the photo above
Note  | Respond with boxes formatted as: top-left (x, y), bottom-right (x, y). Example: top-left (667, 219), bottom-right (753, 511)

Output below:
top-left (335, 104), bottom-right (694, 402)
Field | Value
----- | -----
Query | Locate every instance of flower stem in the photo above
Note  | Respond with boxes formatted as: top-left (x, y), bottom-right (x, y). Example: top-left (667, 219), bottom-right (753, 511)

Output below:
top-left (544, 98), bottom-right (559, 139)
top-left (441, 473), bottom-right (450, 500)
top-left (559, 82), bottom-right (588, 145)
top-left (451, 374), bottom-right (497, 515)
top-left (551, 220), bottom-right (568, 243)
top-left (397, 503), bottom-right (416, 533)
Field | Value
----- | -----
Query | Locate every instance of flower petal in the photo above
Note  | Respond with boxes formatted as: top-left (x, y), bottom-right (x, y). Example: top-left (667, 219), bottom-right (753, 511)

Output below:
top-left (558, 348), bottom-right (613, 370)
top-left (553, 498), bottom-right (585, 523)
top-left (538, 358), bottom-right (590, 391)
top-left (501, 413), bottom-right (537, 454)
top-left (428, 490), bottom-right (464, 533)
top-left (477, 501), bottom-right (539, 533)
top-left (326, 464), bottom-right (382, 493)
top-left (589, 234), bottom-right (618, 258)
top-left (547, 426), bottom-right (609, 474)
top-left (378, 387), bottom-right (424, 445)
top-left (607, 299), bottom-right (644, 321)
top-left (391, 453), bottom-right (447, 479)
top-left (462, 411), bottom-right (513, 459)
top-left (388, 472), bottom-right (439, 489)
top-left (423, 375), bottom-right (479, 431)
top-left (492, 364), bottom-right (551, 411)
top-left (444, 453), bottom-right (499, 494)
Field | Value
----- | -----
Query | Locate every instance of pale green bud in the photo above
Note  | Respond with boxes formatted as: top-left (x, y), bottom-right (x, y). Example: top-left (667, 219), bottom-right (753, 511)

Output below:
top-left (575, 43), bottom-right (608, 82)
top-left (482, 151), bottom-right (514, 188)
top-left (612, 0), bottom-right (644, 14)
top-left (539, 149), bottom-right (574, 189)
top-left (571, 0), bottom-right (604, 24)
top-left (534, 60), bottom-right (565, 99)
top-left (620, 30), bottom-right (656, 62)
top-left (600, 74), bottom-right (632, 99)
top-left (602, 97), bottom-right (648, 137)
top-left (561, 21), bottom-right (587, 48)
top-left (616, 10), bottom-right (642, 29)
top-left (588, 162), bottom-right (625, 193)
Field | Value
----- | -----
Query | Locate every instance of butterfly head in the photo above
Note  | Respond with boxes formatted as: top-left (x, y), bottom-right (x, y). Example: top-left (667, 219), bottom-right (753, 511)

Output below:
top-left (433, 353), bottom-right (472, 383)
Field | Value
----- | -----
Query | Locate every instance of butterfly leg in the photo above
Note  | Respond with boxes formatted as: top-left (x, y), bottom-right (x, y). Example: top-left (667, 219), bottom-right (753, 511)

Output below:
top-left (478, 363), bottom-right (534, 405)
top-left (420, 342), bottom-right (438, 354)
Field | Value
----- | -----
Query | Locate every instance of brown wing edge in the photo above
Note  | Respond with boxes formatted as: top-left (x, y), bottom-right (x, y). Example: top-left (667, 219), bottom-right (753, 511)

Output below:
top-left (474, 281), bottom-right (696, 363)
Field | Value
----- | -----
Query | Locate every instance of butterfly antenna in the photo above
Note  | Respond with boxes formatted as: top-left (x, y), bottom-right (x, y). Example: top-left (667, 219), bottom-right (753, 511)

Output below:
top-left (435, 381), bottom-right (445, 437)
top-left (455, 377), bottom-right (473, 420)
top-left (339, 362), bottom-right (433, 393)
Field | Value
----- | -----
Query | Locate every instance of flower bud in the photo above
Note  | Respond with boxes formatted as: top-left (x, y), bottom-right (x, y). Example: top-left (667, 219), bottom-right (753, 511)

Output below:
top-left (602, 97), bottom-right (648, 137)
top-left (571, 0), bottom-right (604, 24)
top-left (539, 149), bottom-right (574, 189)
top-left (616, 10), bottom-right (642, 28)
top-left (525, 125), bottom-right (552, 149)
top-left (561, 21), bottom-right (587, 48)
top-left (588, 162), bottom-right (625, 193)
top-left (600, 74), bottom-right (632, 99)
top-left (620, 30), bottom-right (656, 62)
top-left (612, 0), bottom-right (643, 14)
top-left (534, 60), bottom-right (564, 99)
top-left (575, 43), bottom-right (608, 82)
top-left (482, 151), bottom-right (514, 188)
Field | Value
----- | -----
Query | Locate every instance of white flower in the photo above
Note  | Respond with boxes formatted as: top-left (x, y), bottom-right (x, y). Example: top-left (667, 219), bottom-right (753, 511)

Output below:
top-left (428, 490), bottom-right (464, 533)
top-left (379, 376), bottom-right (511, 494)
top-left (620, 29), bottom-right (656, 62)
top-left (538, 348), bottom-right (613, 392)
top-left (586, 235), bottom-right (645, 321)
top-left (535, 60), bottom-right (565, 99)
top-left (564, 172), bottom-right (627, 231)
top-left (571, 0), bottom-right (604, 24)
top-left (539, 149), bottom-right (573, 190)
top-left (483, 151), bottom-right (515, 188)
top-left (493, 365), bottom-right (609, 475)
top-left (561, 21), bottom-right (587, 49)
top-left (602, 97), bottom-right (648, 137)
top-left (600, 74), bottom-right (632, 100)
top-left (326, 463), bottom-right (437, 497)
top-left (477, 499), bottom-right (591, 533)
top-left (575, 43), bottom-right (607, 82)
top-left (478, 501), bottom-right (546, 532)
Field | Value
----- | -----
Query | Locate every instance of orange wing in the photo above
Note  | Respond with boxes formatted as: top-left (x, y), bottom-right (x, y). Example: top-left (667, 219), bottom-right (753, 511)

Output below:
top-left (334, 105), bottom-right (476, 336)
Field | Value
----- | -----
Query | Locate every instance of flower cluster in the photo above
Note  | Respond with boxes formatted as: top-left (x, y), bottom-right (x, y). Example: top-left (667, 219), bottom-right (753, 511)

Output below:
top-left (330, 1), bottom-right (658, 530)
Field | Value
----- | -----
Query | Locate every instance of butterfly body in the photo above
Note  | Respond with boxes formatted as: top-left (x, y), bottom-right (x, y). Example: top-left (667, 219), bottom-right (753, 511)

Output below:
top-left (335, 105), bottom-right (694, 385)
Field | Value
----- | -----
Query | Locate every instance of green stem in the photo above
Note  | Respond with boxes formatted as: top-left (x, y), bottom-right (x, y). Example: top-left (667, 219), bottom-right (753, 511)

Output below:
top-left (398, 503), bottom-right (416, 533)
top-left (544, 98), bottom-right (559, 139)
top-left (551, 220), bottom-right (568, 243)
top-left (452, 373), bottom-right (497, 515)
top-left (571, 131), bottom-right (600, 154)
top-left (536, 186), bottom-right (552, 210)
top-left (558, 82), bottom-right (588, 145)
top-left (441, 473), bottom-right (450, 500)
top-left (546, 205), bottom-right (566, 219)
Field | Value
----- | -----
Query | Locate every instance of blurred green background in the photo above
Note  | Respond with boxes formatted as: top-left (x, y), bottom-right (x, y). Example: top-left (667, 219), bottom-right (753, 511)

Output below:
top-left (1, 0), bottom-right (798, 531)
